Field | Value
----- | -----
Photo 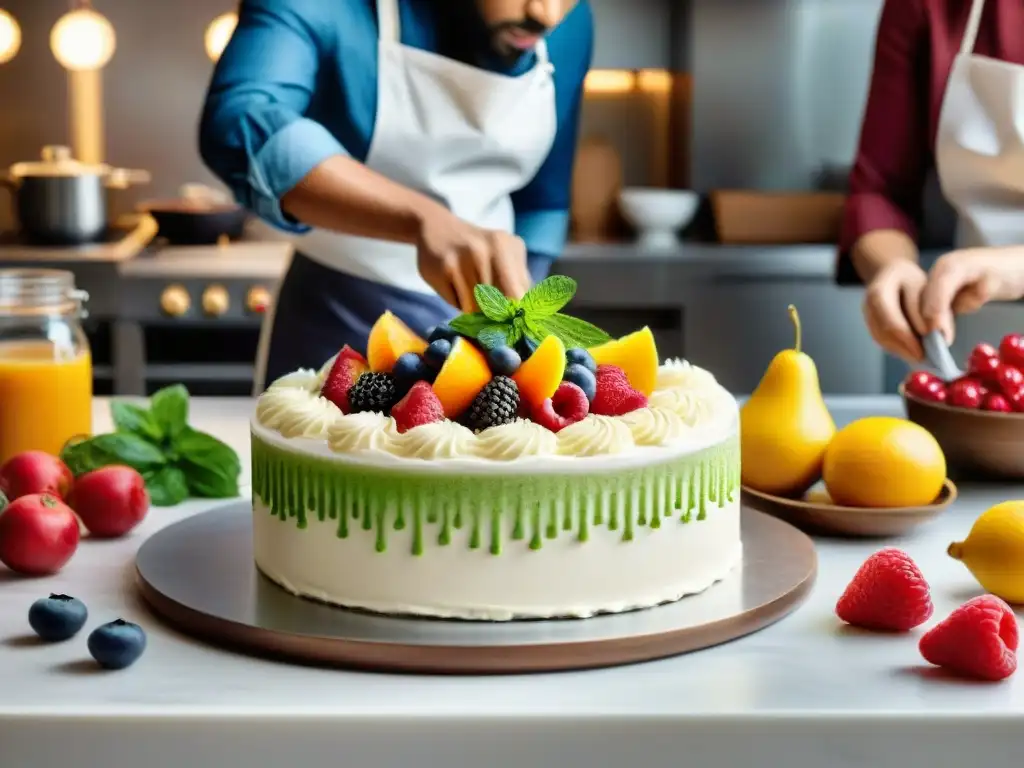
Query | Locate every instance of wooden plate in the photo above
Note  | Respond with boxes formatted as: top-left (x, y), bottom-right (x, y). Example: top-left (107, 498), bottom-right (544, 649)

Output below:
top-left (741, 478), bottom-right (958, 538)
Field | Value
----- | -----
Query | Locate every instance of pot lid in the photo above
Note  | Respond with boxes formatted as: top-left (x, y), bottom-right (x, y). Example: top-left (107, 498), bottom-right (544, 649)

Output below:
top-left (9, 146), bottom-right (109, 178)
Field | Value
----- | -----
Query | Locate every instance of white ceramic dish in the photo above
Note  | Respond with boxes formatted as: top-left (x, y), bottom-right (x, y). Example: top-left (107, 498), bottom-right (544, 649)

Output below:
top-left (618, 188), bottom-right (699, 249)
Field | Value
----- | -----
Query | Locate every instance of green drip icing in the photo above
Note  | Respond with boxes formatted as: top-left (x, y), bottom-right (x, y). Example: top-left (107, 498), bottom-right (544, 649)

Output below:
top-left (546, 502), bottom-right (558, 540)
top-left (438, 506), bottom-right (451, 546)
top-left (512, 509), bottom-right (525, 540)
top-left (530, 506), bottom-right (542, 550)
top-left (578, 498), bottom-right (589, 542)
top-left (490, 509), bottom-right (501, 555)
top-left (412, 505), bottom-right (424, 556)
top-left (470, 511), bottom-right (482, 550)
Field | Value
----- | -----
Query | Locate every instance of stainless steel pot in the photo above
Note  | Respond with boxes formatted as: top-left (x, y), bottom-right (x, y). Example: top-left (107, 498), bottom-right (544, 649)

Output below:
top-left (1, 146), bottom-right (150, 245)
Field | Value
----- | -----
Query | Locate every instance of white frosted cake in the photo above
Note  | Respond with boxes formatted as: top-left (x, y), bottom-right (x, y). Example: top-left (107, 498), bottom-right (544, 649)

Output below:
top-left (250, 279), bottom-right (741, 621)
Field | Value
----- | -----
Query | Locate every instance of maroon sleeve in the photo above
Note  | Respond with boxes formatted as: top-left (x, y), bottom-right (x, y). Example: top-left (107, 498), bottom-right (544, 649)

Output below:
top-left (837, 0), bottom-right (931, 283)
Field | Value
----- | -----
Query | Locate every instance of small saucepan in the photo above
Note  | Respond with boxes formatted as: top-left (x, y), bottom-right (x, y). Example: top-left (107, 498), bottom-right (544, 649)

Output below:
top-left (138, 185), bottom-right (248, 245)
top-left (1, 146), bottom-right (151, 245)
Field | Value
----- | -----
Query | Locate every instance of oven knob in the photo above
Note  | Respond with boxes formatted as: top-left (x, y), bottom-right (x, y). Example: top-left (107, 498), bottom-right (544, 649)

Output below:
top-left (246, 286), bottom-right (272, 314)
top-left (202, 284), bottom-right (230, 317)
top-left (160, 284), bottom-right (191, 317)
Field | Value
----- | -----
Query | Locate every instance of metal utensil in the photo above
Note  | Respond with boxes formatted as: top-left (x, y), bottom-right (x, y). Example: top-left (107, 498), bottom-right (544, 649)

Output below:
top-left (922, 330), bottom-right (963, 381)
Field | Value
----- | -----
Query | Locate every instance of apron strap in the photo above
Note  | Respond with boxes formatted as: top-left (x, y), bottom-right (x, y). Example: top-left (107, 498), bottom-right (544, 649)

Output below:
top-left (377, 0), bottom-right (401, 43)
top-left (961, 0), bottom-right (986, 56)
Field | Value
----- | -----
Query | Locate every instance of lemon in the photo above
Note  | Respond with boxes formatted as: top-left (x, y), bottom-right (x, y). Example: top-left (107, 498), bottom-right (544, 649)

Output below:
top-left (948, 501), bottom-right (1024, 604)
top-left (822, 416), bottom-right (946, 508)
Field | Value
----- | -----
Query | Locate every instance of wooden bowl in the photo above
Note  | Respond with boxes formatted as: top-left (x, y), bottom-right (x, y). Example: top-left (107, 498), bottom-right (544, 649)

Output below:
top-left (741, 479), bottom-right (958, 538)
top-left (900, 385), bottom-right (1024, 478)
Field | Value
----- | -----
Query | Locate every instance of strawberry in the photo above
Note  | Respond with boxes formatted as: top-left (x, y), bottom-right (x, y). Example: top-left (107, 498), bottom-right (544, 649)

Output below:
top-left (591, 365), bottom-right (647, 416)
top-left (835, 548), bottom-right (933, 631)
top-left (919, 595), bottom-right (1018, 681)
top-left (391, 381), bottom-right (445, 433)
top-left (320, 345), bottom-right (369, 414)
top-left (531, 381), bottom-right (590, 433)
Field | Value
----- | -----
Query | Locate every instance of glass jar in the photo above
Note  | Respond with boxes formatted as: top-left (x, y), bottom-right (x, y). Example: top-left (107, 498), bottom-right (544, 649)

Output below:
top-left (0, 269), bottom-right (92, 464)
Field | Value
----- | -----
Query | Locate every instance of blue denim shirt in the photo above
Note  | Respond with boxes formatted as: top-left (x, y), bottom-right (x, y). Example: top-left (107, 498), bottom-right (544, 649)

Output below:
top-left (198, 0), bottom-right (593, 260)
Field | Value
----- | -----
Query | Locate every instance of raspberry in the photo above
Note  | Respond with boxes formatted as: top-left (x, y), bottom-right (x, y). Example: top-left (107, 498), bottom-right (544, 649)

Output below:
top-left (319, 345), bottom-right (369, 414)
top-left (591, 365), bottom-right (647, 416)
top-left (919, 595), bottom-right (1018, 681)
top-left (532, 382), bottom-right (589, 433)
top-left (464, 377), bottom-right (520, 432)
top-left (391, 382), bottom-right (445, 434)
top-left (835, 548), bottom-right (933, 631)
top-left (347, 372), bottom-right (398, 414)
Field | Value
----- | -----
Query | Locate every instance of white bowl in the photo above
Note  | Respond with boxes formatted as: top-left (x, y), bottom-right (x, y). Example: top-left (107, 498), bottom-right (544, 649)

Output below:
top-left (618, 188), bottom-right (699, 249)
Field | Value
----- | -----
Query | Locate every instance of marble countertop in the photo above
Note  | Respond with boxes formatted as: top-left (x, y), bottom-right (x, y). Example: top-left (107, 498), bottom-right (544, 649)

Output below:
top-left (0, 396), bottom-right (1021, 768)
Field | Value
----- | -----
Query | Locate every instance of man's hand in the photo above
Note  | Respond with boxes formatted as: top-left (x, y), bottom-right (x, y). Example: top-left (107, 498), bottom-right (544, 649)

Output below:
top-left (920, 248), bottom-right (1024, 344)
top-left (415, 207), bottom-right (531, 312)
top-left (862, 259), bottom-right (930, 362)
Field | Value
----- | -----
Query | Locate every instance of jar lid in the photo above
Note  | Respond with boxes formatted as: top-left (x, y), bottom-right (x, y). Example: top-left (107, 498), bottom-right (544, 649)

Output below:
top-left (8, 146), bottom-right (108, 178)
top-left (0, 269), bottom-right (88, 316)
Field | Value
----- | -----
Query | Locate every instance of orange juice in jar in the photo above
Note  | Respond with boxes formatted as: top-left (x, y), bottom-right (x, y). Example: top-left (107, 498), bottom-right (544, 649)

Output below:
top-left (0, 269), bottom-right (93, 464)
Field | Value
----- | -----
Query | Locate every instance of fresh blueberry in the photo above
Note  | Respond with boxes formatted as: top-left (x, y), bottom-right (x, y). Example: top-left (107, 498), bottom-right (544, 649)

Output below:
top-left (487, 345), bottom-right (522, 376)
top-left (87, 619), bottom-right (147, 670)
top-left (566, 347), bottom-right (597, 375)
top-left (428, 324), bottom-right (457, 343)
top-left (28, 594), bottom-right (88, 642)
top-left (517, 337), bottom-right (539, 360)
top-left (393, 352), bottom-right (435, 383)
top-left (424, 338), bottom-right (452, 369)
top-left (564, 363), bottom-right (598, 401)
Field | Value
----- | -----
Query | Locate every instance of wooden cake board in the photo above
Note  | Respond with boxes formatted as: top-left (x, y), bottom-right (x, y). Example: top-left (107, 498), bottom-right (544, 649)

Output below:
top-left (136, 503), bottom-right (817, 675)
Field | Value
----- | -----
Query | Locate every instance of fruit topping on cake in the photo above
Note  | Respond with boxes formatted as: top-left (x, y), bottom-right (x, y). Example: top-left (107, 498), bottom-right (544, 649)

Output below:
top-left (487, 345), bottom-right (522, 376)
top-left (512, 335), bottom-right (566, 409)
top-left (464, 376), bottom-right (521, 432)
top-left (391, 381), bottom-right (446, 434)
top-left (531, 381), bottom-right (590, 433)
top-left (563, 357), bottom-right (597, 401)
top-left (320, 345), bottom-right (370, 413)
top-left (591, 364), bottom-right (648, 416)
top-left (367, 311), bottom-right (429, 373)
top-left (348, 372), bottom-right (399, 414)
top-left (392, 351), bottom-right (437, 387)
top-left (588, 327), bottom-right (659, 396)
top-left (431, 336), bottom-right (493, 418)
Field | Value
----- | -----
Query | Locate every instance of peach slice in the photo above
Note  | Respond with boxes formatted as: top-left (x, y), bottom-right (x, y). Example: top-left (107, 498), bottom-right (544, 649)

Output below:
top-left (367, 311), bottom-right (429, 373)
top-left (512, 335), bottom-right (566, 409)
top-left (588, 326), bottom-right (659, 396)
top-left (431, 337), bottom-right (493, 419)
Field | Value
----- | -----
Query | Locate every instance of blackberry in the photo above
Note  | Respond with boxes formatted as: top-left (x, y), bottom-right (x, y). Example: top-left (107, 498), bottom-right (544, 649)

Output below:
top-left (348, 372), bottom-right (399, 414)
top-left (465, 376), bottom-right (520, 432)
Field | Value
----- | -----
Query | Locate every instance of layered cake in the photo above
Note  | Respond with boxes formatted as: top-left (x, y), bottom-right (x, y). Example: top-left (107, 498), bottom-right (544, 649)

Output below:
top-left (251, 278), bottom-right (741, 621)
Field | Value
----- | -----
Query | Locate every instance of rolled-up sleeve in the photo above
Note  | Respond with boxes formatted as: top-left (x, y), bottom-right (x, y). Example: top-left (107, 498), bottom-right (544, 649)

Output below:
top-left (198, 0), bottom-right (346, 233)
top-left (837, 0), bottom-right (930, 282)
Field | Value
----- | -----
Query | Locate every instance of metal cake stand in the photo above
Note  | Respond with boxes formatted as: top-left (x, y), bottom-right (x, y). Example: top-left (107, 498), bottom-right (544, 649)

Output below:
top-left (136, 503), bottom-right (817, 675)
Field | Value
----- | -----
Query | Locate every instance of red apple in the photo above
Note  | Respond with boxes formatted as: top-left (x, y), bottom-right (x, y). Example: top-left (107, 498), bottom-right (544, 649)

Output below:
top-left (999, 334), bottom-right (1024, 369)
top-left (947, 378), bottom-right (985, 409)
top-left (0, 452), bottom-right (74, 502)
top-left (0, 493), bottom-right (80, 576)
top-left (67, 466), bottom-right (149, 539)
top-left (982, 393), bottom-right (1014, 413)
top-left (997, 364), bottom-right (1024, 397)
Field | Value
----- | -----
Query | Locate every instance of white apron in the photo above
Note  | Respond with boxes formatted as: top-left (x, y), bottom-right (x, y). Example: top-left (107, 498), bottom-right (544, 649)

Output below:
top-left (251, 0), bottom-right (557, 393)
top-left (933, 0), bottom-right (1024, 359)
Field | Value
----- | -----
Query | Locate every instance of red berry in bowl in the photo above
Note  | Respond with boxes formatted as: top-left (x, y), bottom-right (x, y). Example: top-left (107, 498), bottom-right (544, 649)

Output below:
top-left (999, 333), bottom-right (1024, 369)
top-left (67, 466), bottom-right (150, 539)
top-left (968, 343), bottom-right (1001, 382)
top-left (532, 382), bottom-right (590, 433)
top-left (909, 378), bottom-right (947, 404)
top-left (983, 393), bottom-right (1014, 413)
top-left (903, 370), bottom-right (939, 397)
top-left (0, 452), bottom-right (74, 502)
top-left (947, 378), bottom-right (984, 409)
top-left (0, 494), bottom-right (80, 576)
top-left (996, 364), bottom-right (1024, 397)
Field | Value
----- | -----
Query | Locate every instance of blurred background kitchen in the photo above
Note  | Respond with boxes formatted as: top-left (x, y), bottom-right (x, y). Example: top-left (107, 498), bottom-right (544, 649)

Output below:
top-left (0, 0), bottom-right (1003, 398)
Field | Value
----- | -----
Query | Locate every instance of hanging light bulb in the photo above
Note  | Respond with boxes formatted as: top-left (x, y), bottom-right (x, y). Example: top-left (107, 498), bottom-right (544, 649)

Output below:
top-left (50, 7), bottom-right (117, 71)
top-left (0, 9), bottom-right (21, 64)
top-left (205, 12), bottom-right (238, 62)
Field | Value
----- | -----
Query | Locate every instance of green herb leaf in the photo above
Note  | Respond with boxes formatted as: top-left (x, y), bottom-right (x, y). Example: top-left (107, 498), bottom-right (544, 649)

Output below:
top-left (110, 402), bottom-right (163, 443)
top-left (509, 315), bottom-right (528, 347)
top-left (477, 325), bottom-right (511, 350)
top-left (60, 433), bottom-right (166, 477)
top-left (473, 285), bottom-right (514, 322)
top-left (175, 428), bottom-right (241, 498)
top-left (537, 313), bottom-right (613, 349)
top-left (150, 384), bottom-right (189, 441)
top-left (520, 275), bottom-right (577, 319)
top-left (144, 466), bottom-right (190, 507)
top-left (448, 312), bottom-right (493, 339)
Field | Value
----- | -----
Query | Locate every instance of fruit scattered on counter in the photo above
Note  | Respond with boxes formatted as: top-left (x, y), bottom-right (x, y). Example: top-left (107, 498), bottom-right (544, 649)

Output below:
top-left (0, 494), bottom-right (80, 576)
top-left (391, 381), bottom-right (445, 434)
top-left (464, 376), bottom-right (521, 432)
top-left (948, 501), bottom-right (1024, 604)
top-left (740, 305), bottom-right (837, 497)
top-left (587, 327), bottom-right (659, 396)
top-left (28, 594), bottom-right (88, 642)
top-left (87, 619), bottom-right (147, 670)
top-left (320, 345), bottom-right (370, 413)
top-left (822, 417), bottom-right (946, 508)
top-left (590, 364), bottom-right (647, 417)
top-left (919, 595), bottom-right (1018, 681)
top-left (59, 384), bottom-right (241, 507)
top-left (835, 549), bottom-right (934, 632)
top-left (366, 311), bottom-right (429, 373)
top-left (0, 451), bottom-right (74, 501)
top-left (532, 381), bottom-right (591, 433)
top-left (904, 333), bottom-right (1024, 412)
top-left (67, 466), bottom-right (150, 539)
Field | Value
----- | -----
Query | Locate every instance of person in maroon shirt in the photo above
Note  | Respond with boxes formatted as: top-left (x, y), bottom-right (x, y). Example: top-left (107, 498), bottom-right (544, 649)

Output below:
top-left (840, 0), bottom-right (1024, 362)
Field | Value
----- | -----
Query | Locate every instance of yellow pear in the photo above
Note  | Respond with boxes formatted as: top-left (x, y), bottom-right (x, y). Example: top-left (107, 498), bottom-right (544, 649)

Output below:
top-left (740, 305), bottom-right (836, 497)
top-left (948, 501), bottom-right (1024, 604)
